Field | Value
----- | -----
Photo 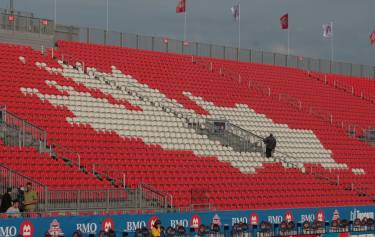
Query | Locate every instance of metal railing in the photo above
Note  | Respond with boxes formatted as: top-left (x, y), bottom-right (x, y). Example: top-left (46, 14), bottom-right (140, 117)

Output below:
top-left (0, 11), bottom-right (54, 34)
top-left (0, 8), bottom-right (374, 78)
top-left (52, 144), bottom-right (81, 169)
top-left (249, 80), bottom-right (271, 97)
top-left (203, 118), bottom-right (265, 153)
top-left (308, 72), bottom-right (375, 104)
top-left (279, 94), bottom-right (302, 111)
top-left (0, 163), bottom-right (47, 206)
top-left (0, 163), bottom-right (171, 213)
top-left (46, 188), bottom-right (132, 212)
top-left (190, 189), bottom-right (210, 211)
top-left (139, 183), bottom-right (173, 209)
top-left (0, 8), bottom-right (34, 18)
top-left (66, 27), bottom-right (375, 79)
top-left (0, 106), bottom-right (47, 150)
top-left (191, 54), bottom-right (370, 141)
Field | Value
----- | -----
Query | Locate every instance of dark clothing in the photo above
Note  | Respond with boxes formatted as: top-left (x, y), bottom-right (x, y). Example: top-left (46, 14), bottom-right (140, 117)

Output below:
top-left (17, 189), bottom-right (25, 212)
top-left (263, 135), bottom-right (277, 150)
top-left (266, 148), bottom-right (273, 158)
top-left (263, 135), bottom-right (277, 157)
top-left (0, 193), bottom-right (12, 213)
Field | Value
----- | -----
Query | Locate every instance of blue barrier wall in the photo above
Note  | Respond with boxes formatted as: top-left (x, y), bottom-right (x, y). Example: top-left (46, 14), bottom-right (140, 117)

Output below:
top-left (0, 205), bottom-right (374, 236)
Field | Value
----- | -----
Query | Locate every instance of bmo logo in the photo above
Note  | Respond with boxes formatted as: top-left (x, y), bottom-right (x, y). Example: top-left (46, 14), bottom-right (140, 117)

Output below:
top-left (250, 213), bottom-right (259, 225)
top-left (285, 211), bottom-right (294, 223)
top-left (190, 214), bottom-right (201, 228)
top-left (20, 221), bottom-right (34, 237)
top-left (102, 218), bottom-right (115, 232)
top-left (148, 216), bottom-right (159, 229)
top-left (76, 223), bottom-right (98, 234)
top-left (316, 210), bottom-right (325, 222)
top-left (0, 226), bottom-right (17, 237)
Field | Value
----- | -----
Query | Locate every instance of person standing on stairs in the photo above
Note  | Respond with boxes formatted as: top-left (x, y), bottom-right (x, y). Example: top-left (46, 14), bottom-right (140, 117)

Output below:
top-left (263, 133), bottom-right (277, 158)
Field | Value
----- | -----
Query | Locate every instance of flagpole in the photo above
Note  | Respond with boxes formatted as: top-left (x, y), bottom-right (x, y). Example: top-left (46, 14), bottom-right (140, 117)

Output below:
top-left (288, 26), bottom-right (290, 56)
top-left (183, 0), bottom-right (187, 42)
top-left (54, 0), bottom-right (57, 31)
top-left (330, 35), bottom-right (334, 62)
top-left (238, 2), bottom-right (241, 49)
top-left (330, 22), bottom-right (334, 62)
top-left (106, 0), bottom-right (109, 33)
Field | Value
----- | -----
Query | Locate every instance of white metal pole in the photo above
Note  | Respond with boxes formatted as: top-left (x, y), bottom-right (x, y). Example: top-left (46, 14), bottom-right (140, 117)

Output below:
top-left (331, 36), bottom-right (334, 62)
top-left (106, 0), bottom-right (109, 33)
top-left (331, 32), bottom-right (334, 62)
top-left (288, 26), bottom-right (290, 56)
top-left (238, 2), bottom-right (241, 49)
top-left (183, 0), bottom-right (187, 42)
top-left (54, 0), bottom-right (57, 30)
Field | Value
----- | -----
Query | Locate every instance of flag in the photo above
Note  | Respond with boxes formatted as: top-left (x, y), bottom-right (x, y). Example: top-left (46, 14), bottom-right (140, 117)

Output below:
top-left (370, 30), bottom-right (375, 44)
top-left (323, 22), bottom-right (333, 38)
top-left (7, 15), bottom-right (15, 22)
top-left (176, 0), bottom-right (186, 13)
top-left (231, 4), bottom-right (240, 21)
top-left (280, 13), bottom-right (288, 29)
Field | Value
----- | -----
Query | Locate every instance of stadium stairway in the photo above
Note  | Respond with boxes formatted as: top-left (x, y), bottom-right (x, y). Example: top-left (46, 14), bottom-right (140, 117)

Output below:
top-left (0, 41), bottom-right (373, 210)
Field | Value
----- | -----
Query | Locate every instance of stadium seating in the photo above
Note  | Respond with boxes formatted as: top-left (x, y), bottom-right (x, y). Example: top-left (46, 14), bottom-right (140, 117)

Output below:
top-left (0, 44), bottom-right (111, 190)
top-left (0, 40), bottom-right (373, 210)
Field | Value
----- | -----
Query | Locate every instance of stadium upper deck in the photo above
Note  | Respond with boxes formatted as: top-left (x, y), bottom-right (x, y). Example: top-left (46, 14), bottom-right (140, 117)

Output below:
top-left (0, 40), bottom-right (374, 211)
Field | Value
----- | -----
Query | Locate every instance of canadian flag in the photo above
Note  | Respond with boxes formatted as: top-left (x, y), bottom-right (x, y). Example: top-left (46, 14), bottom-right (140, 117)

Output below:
top-left (280, 13), bottom-right (288, 30)
top-left (370, 30), bottom-right (375, 44)
top-left (176, 0), bottom-right (186, 13)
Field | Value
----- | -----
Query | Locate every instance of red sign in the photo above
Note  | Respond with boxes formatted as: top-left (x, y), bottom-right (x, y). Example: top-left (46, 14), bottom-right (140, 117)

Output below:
top-left (8, 15), bottom-right (15, 22)
top-left (284, 211), bottom-right (294, 223)
top-left (163, 38), bottom-right (169, 44)
top-left (102, 217), bottom-right (115, 232)
top-left (148, 216), bottom-right (159, 229)
top-left (20, 220), bottom-right (34, 237)
top-left (250, 212), bottom-right (259, 225)
top-left (190, 214), bottom-right (201, 229)
top-left (316, 210), bottom-right (325, 222)
top-left (42, 19), bottom-right (49, 26)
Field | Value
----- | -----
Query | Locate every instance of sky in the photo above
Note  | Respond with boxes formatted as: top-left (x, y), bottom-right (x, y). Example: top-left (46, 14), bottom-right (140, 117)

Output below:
top-left (3, 0), bottom-right (375, 66)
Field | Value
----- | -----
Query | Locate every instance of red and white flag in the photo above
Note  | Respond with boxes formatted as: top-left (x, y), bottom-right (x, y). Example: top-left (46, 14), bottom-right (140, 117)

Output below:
top-left (370, 30), bottom-right (375, 44)
top-left (176, 0), bottom-right (186, 13)
top-left (280, 13), bottom-right (288, 30)
top-left (323, 22), bottom-right (333, 38)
